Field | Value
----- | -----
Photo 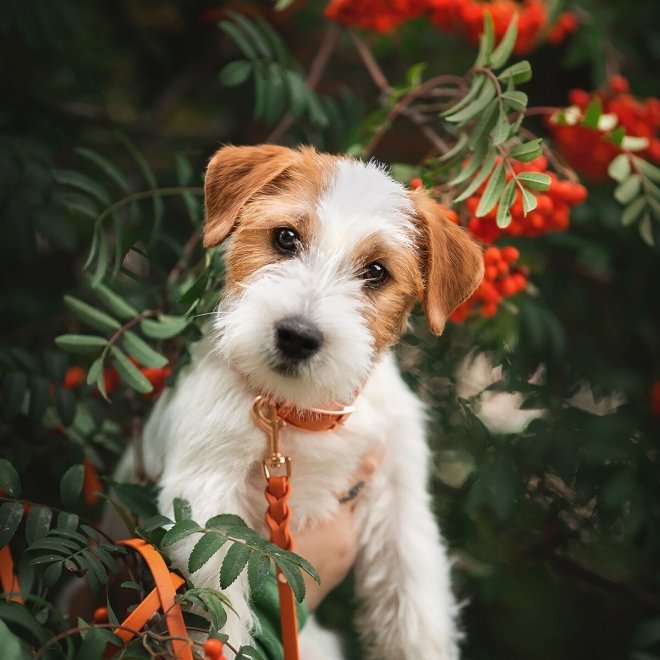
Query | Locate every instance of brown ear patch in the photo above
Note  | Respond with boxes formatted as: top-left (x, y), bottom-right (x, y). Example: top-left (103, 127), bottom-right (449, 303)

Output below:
top-left (411, 189), bottom-right (484, 335)
top-left (203, 144), bottom-right (301, 248)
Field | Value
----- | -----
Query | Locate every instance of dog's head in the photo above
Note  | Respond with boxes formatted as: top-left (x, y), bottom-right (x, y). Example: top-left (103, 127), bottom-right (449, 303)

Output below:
top-left (204, 145), bottom-right (483, 408)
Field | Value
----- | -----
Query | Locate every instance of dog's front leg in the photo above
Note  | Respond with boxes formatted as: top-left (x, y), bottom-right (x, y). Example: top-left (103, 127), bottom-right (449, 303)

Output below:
top-left (353, 412), bottom-right (460, 660)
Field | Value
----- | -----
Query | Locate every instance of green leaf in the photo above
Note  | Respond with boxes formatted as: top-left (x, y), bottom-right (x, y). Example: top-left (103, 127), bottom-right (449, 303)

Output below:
top-left (582, 97), bottom-right (602, 129)
top-left (247, 553), bottom-right (271, 595)
top-left (519, 185), bottom-right (538, 216)
top-left (60, 465), bottom-right (84, 510)
top-left (188, 533), bottom-right (227, 574)
top-left (0, 459), bottom-right (21, 497)
top-left (467, 101), bottom-right (497, 149)
top-left (219, 541), bottom-right (252, 589)
top-left (140, 315), bottom-right (189, 340)
top-left (441, 75), bottom-right (484, 118)
top-left (496, 179), bottom-right (516, 228)
top-left (236, 645), bottom-right (265, 660)
top-left (64, 295), bottom-right (120, 333)
top-left (25, 506), bottom-right (52, 545)
top-left (614, 174), bottom-right (641, 204)
top-left (444, 79), bottom-right (496, 124)
top-left (57, 511), bottom-right (80, 532)
top-left (55, 387), bottom-right (76, 427)
top-left (606, 126), bottom-right (625, 146)
top-left (284, 69), bottom-right (307, 119)
top-left (454, 149), bottom-right (497, 202)
top-left (113, 483), bottom-right (159, 518)
top-left (229, 12), bottom-right (272, 59)
top-left (449, 141), bottom-right (487, 186)
top-left (0, 617), bottom-right (32, 660)
top-left (110, 346), bottom-right (153, 394)
top-left (54, 334), bottom-right (107, 354)
top-left (490, 14), bottom-right (518, 69)
top-left (76, 147), bottom-right (132, 195)
top-left (140, 514), bottom-right (173, 532)
top-left (1, 372), bottom-right (27, 420)
top-left (0, 502), bottom-right (23, 548)
top-left (0, 601), bottom-right (50, 646)
top-left (161, 520), bottom-right (202, 547)
top-left (218, 60), bottom-right (253, 87)
top-left (91, 282), bottom-right (138, 320)
top-left (206, 514), bottom-right (249, 530)
top-left (275, 559), bottom-right (305, 602)
top-left (639, 214), bottom-right (654, 246)
top-left (42, 561), bottom-right (63, 588)
top-left (498, 60), bottom-right (532, 84)
top-left (501, 90), bottom-right (528, 112)
top-left (490, 106), bottom-right (511, 146)
top-left (516, 171), bottom-right (551, 190)
top-left (54, 170), bottom-right (111, 207)
top-left (621, 196), bottom-right (646, 227)
top-left (174, 498), bottom-right (192, 522)
top-left (437, 132), bottom-right (469, 165)
top-left (219, 20), bottom-right (258, 60)
top-left (121, 331), bottom-right (168, 369)
top-left (608, 154), bottom-right (631, 182)
top-left (509, 138), bottom-right (543, 162)
top-left (476, 162), bottom-right (506, 217)
top-left (474, 12), bottom-right (495, 67)
top-left (634, 157), bottom-right (660, 183)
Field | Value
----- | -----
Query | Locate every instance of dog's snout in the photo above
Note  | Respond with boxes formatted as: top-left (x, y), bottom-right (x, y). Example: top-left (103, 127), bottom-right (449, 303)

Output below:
top-left (275, 316), bottom-right (323, 362)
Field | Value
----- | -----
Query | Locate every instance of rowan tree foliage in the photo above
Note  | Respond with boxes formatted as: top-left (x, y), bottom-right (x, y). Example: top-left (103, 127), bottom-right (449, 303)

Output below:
top-left (1, 1), bottom-right (659, 659)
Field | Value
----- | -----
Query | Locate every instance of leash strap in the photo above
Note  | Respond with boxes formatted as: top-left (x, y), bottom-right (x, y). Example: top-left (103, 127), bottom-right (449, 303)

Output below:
top-left (116, 538), bottom-right (193, 660)
top-left (253, 397), bottom-right (299, 660)
top-left (265, 475), bottom-right (299, 660)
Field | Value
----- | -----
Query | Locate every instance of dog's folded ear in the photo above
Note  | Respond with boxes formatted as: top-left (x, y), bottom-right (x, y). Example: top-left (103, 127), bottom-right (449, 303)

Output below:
top-left (411, 189), bottom-right (484, 335)
top-left (203, 144), bottom-right (299, 248)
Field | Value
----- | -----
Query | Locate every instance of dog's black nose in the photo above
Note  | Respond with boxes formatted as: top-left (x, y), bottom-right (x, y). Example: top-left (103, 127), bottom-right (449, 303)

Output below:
top-left (275, 316), bottom-right (323, 361)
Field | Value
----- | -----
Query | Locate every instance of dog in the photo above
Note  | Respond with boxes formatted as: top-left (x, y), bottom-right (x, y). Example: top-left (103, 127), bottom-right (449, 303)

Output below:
top-left (116, 144), bottom-right (483, 659)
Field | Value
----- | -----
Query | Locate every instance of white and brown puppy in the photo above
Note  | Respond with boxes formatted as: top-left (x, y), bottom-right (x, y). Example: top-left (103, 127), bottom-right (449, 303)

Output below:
top-left (121, 145), bottom-right (483, 659)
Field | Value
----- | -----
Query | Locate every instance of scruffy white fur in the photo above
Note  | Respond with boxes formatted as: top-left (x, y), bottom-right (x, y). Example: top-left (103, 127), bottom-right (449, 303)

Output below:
top-left (116, 147), bottom-right (476, 659)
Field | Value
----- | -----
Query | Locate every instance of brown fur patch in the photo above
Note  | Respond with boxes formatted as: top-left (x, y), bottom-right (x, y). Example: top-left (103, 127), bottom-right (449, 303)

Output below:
top-left (410, 189), bottom-right (484, 334)
top-left (352, 235), bottom-right (422, 352)
top-left (215, 146), bottom-right (337, 291)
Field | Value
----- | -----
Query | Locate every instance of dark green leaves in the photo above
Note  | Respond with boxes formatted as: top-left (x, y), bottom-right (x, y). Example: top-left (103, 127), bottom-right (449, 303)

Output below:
top-left (161, 520), bottom-right (202, 547)
top-left (218, 60), bottom-right (253, 87)
top-left (60, 465), bottom-right (84, 510)
top-left (64, 296), bottom-right (120, 333)
top-left (188, 533), bottom-right (227, 574)
top-left (219, 541), bottom-right (251, 589)
top-left (25, 507), bottom-right (52, 545)
top-left (0, 459), bottom-right (21, 497)
top-left (110, 346), bottom-right (153, 394)
top-left (0, 501), bottom-right (24, 548)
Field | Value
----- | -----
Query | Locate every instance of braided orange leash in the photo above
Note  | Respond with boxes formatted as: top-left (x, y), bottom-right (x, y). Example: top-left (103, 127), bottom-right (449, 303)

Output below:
top-left (253, 397), bottom-right (300, 660)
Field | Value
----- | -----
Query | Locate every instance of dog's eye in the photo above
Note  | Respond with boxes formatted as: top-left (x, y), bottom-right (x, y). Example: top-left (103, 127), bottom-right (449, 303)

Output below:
top-left (273, 227), bottom-right (300, 255)
top-left (360, 262), bottom-right (389, 287)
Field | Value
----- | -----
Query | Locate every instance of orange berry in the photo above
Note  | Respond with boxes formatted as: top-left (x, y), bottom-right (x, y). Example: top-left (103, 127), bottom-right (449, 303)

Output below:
top-left (204, 638), bottom-right (225, 659)
top-left (409, 177), bottom-right (423, 190)
top-left (483, 247), bottom-right (501, 264)
top-left (481, 302), bottom-right (498, 317)
top-left (610, 75), bottom-right (629, 95)
top-left (63, 366), bottom-right (85, 389)
top-left (93, 607), bottom-right (108, 623)
top-left (501, 246), bottom-right (520, 263)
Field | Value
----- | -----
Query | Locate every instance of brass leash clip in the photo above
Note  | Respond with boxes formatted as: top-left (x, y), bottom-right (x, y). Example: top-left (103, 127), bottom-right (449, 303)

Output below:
top-left (252, 396), bottom-right (291, 480)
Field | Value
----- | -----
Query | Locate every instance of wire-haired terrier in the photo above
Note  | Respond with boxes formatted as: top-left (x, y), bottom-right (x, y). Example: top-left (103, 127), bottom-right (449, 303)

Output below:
top-left (119, 144), bottom-right (483, 659)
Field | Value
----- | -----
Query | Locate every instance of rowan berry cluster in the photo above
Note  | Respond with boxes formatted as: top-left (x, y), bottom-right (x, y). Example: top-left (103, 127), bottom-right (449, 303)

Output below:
top-left (548, 76), bottom-right (660, 182)
top-left (450, 245), bottom-right (527, 320)
top-left (415, 154), bottom-right (587, 321)
top-left (467, 156), bottom-right (588, 243)
top-left (325, 0), bottom-right (579, 52)
top-left (63, 361), bottom-right (172, 399)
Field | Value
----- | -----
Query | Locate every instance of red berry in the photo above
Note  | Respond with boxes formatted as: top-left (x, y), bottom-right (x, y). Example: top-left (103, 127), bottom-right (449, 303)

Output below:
top-left (63, 366), bottom-right (85, 389)
top-left (501, 246), bottom-right (520, 263)
top-left (409, 177), bottom-right (423, 190)
top-left (204, 638), bottom-right (225, 660)
top-left (610, 75), bottom-right (629, 95)
top-left (93, 607), bottom-right (108, 623)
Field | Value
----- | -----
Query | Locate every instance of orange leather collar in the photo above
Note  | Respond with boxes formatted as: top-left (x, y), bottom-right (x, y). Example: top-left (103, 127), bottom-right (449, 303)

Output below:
top-left (275, 401), bottom-right (355, 432)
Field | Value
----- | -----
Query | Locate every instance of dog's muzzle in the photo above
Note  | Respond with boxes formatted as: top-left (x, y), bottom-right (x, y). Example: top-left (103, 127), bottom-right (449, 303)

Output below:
top-left (274, 315), bottom-right (323, 365)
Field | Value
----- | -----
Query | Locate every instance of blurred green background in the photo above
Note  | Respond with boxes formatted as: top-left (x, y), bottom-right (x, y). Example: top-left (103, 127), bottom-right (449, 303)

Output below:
top-left (1, 1), bottom-right (660, 659)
